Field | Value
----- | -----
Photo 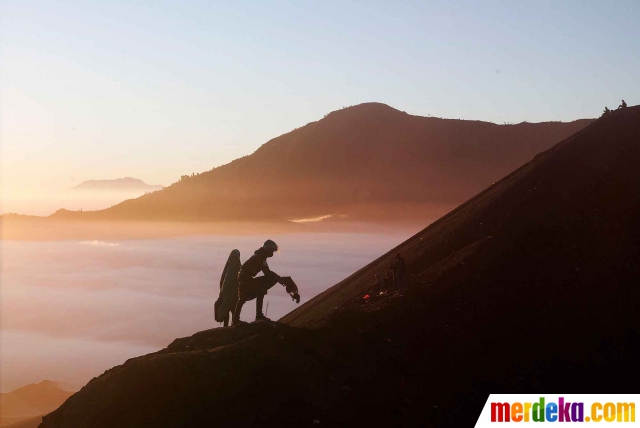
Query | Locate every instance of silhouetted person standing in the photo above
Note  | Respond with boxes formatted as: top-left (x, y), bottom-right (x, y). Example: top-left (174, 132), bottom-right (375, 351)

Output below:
top-left (394, 253), bottom-right (407, 289)
top-left (232, 240), bottom-right (298, 325)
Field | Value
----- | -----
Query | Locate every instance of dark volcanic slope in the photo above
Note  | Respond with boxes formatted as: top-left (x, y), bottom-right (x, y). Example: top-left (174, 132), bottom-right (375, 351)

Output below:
top-left (282, 106), bottom-right (640, 328)
top-left (40, 324), bottom-right (347, 428)
top-left (40, 107), bottom-right (639, 428)
top-left (51, 103), bottom-right (590, 221)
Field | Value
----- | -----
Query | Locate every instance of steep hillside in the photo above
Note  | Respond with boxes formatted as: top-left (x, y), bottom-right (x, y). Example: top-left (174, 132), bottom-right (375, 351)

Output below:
top-left (282, 105), bottom-right (640, 328)
top-left (39, 107), bottom-right (638, 427)
top-left (51, 103), bottom-right (590, 222)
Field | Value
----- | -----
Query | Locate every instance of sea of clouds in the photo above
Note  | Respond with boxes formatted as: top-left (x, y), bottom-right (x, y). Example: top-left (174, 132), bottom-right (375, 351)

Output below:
top-left (0, 232), bottom-right (411, 392)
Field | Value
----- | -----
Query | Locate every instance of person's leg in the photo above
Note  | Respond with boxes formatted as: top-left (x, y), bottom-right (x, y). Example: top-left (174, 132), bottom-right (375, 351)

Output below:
top-left (262, 272), bottom-right (279, 291)
top-left (256, 293), bottom-right (265, 317)
top-left (223, 312), bottom-right (229, 327)
top-left (234, 278), bottom-right (257, 325)
top-left (235, 276), bottom-right (264, 324)
top-left (255, 273), bottom-right (279, 320)
top-left (232, 299), bottom-right (246, 325)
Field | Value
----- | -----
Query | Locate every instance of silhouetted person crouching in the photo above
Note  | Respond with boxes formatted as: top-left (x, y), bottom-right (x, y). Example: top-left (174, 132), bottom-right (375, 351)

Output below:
top-left (232, 240), bottom-right (300, 325)
top-left (618, 100), bottom-right (627, 109)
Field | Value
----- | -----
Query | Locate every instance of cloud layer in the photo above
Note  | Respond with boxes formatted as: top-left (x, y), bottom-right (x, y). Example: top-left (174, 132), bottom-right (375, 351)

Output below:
top-left (1, 232), bottom-right (410, 391)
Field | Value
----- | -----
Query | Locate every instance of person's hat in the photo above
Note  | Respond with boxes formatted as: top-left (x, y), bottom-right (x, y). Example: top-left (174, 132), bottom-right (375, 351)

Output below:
top-left (263, 239), bottom-right (278, 253)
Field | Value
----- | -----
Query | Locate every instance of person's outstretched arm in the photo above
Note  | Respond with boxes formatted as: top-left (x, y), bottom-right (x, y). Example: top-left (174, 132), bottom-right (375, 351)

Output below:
top-left (261, 260), bottom-right (281, 282)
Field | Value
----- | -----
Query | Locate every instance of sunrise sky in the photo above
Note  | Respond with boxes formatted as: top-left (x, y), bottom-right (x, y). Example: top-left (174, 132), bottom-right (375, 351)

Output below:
top-left (2, 0), bottom-right (639, 211)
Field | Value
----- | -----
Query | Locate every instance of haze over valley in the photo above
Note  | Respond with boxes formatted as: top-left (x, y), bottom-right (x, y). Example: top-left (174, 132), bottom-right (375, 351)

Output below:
top-left (2, 178), bottom-right (163, 217)
top-left (1, 231), bottom-right (411, 393)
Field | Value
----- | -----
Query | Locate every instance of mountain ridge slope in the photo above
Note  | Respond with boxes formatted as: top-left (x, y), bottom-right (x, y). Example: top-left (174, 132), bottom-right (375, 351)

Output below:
top-left (51, 103), bottom-right (592, 222)
top-left (40, 106), bottom-right (639, 428)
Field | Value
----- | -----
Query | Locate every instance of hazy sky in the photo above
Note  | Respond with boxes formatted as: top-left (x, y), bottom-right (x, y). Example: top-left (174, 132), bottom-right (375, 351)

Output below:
top-left (2, 0), bottom-right (639, 197)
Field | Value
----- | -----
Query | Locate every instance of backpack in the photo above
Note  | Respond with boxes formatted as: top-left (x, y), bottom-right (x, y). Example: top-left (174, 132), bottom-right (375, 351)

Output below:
top-left (215, 250), bottom-right (242, 323)
top-left (214, 297), bottom-right (224, 323)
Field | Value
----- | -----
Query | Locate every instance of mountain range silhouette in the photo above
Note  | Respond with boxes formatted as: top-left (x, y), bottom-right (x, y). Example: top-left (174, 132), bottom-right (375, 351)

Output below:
top-left (51, 103), bottom-right (590, 222)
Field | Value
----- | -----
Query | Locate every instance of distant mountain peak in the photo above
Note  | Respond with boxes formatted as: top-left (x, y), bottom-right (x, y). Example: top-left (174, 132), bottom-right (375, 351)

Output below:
top-left (1, 380), bottom-right (73, 426)
top-left (323, 102), bottom-right (406, 119)
top-left (8, 380), bottom-right (64, 394)
top-left (72, 177), bottom-right (163, 191)
top-left (335, 102), bottom-right (399, 112)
